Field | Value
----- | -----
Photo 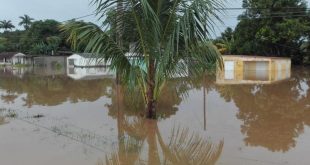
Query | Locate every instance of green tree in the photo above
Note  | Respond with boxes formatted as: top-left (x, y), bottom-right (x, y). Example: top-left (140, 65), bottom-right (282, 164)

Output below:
top-left (19, 14), bottom-right (34, 30)
top-left (233, 0), bottom-right (310, 64)
top-left (0, 20), bottom-right (15, 32)
top-left (0, 37), bottom-right (7, 52)
top-left (61, 0), bottom-right (223, 119)
top-left (214, 27), bottom-right (235, 55)
top-left (220, 27), bottom-right (234, 41)
top-left (20, 19), bottom-right (63, 53)
top-left (46, 36), bottom-right (61, 55)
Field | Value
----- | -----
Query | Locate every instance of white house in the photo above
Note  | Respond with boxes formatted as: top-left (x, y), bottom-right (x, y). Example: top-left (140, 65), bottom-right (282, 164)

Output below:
top-left (67, 67), bottom-right (115, 80)
top-left (67, 53), bottom-right (111, 68)
top-left (0, 52), bottom-right (33, 65)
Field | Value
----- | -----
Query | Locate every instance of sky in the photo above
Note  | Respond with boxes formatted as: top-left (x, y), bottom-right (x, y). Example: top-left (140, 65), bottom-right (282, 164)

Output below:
top-left (0, 0), bottom-right (310, 37)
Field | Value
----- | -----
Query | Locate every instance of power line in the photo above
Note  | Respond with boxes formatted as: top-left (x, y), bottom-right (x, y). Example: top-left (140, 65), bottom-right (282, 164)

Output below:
top-left (61, 13), bottom-right (97, 23)
top-left (215, 7), bottom-right (310, 10)
top-left (220, 14), bottom-right (310, 19)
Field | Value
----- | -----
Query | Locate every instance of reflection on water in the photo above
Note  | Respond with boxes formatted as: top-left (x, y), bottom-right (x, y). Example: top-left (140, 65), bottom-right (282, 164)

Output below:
top-left (215, 68), bottom-right (310, 152)
top-left (104, 84), bottom-right (223, 164)
top-left (0, 66), bottom-right (309, 164)
top-left (102, 124), bottom-right (223, 165)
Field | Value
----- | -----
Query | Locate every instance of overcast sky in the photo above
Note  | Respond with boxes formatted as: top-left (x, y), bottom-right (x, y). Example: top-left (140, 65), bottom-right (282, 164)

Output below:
top-left (0, 0), bottom-right (309, 37)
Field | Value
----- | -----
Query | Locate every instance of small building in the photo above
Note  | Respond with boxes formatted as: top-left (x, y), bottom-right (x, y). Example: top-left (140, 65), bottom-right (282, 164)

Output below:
top-left (67, 67), bottom-right (115, 80)
top-left (0, 52), bottom-right (33, 65)
top-left (67, 53), bottom-right (110, 68)
top-left (217, 55), bottom-right (291, 84)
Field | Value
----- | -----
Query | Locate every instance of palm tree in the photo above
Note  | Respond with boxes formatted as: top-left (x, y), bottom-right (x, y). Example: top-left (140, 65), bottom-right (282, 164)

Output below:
top-left (0, 20), bottom-right (15, 31)
top-left (215, 37), bottom-right (235, 55)
top-left (19, 14), bottom-right (34, 30)
top-left (61, 0), bottom-right (224, 119)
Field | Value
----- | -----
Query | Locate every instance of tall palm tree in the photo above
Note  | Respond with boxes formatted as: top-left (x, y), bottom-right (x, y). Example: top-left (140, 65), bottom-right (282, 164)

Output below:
top-left (19, 14), bottom-right (34, 30)
top-left (61, 0), bottom-right (224, 119)
top-left (0, 20), bottom-right (15, 31)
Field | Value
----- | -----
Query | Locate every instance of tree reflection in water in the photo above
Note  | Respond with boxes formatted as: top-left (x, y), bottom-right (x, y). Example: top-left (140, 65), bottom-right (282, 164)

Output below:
top-left (101, 78), bottom-right (224, 165)
top-left (215, 67), bottom-right (310, 152)
top-left (0, 75), bottom-right (114, 107)
top-left (1, 67), bottom-right (309, 156)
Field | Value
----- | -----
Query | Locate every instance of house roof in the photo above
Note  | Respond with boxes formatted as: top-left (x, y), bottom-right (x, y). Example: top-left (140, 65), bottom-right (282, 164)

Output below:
top-left (14, 53), bottom-right (26, 57)
top-left (222, 55), bottom-right (291, 61)
top-left (0, 52), bottom-right (19, 59)
top-left (0, 52), bottom-right (26, 60)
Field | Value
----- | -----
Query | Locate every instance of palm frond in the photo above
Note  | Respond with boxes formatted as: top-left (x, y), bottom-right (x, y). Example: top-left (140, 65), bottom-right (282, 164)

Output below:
top-left (61, 0), bottom-right (225, 104)
top-left (161, 127), bottom-right (224, 165)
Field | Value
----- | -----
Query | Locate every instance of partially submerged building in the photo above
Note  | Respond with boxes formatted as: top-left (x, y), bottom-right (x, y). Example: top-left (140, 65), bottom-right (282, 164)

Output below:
top-left (217, 55), bottom-right (291, 84)
top-left (67, 53), bottom-right (110, 68)
top-left (33, 56), bottom-right (67, 76)
top-left (0, 52), bottom-right (33, 65)
top-left (67, 67), bottom-right (115, 80)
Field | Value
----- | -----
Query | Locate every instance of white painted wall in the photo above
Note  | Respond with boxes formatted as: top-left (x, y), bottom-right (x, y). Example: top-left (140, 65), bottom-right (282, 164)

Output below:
top-left (67, 67), bottom-right (115, 80)
top-left (67, 54), bottom-right (111, 67)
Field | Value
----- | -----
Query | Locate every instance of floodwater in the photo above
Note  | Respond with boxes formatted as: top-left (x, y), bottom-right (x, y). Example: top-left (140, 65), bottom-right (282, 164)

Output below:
top-left (0, 66), bottom-right (309, 165)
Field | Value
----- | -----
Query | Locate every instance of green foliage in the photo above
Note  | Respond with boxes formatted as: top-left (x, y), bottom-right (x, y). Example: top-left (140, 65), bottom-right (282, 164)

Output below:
top-left (214, 27), bottom-right (236, 55)
top-left (0, 37), bottom-right (7, 52)
top-left (0, 30), bottom-right (24, 52)
top-left (0, 19), bottom-right (70, 54)
top-left (232, 0), bottom-right (310, 64)
top-left (0, 20), bottom-right (15, 31)
top-left (62, 0), bottom-right (224, 117)
top-left (20, 20), bottom-right (62, 53)
top-left (19, 14), bottom-right (34, 30)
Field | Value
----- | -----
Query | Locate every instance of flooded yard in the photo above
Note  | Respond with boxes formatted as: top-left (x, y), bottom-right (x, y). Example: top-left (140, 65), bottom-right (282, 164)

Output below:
top-left (0, 66), bottom-right (309, 165)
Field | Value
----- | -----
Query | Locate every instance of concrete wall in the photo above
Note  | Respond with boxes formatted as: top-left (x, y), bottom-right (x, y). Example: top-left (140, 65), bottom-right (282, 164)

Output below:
top-left (34, 56), bottom-right (67, 76)
top-left (218, 55), bottom-right (291, 84)
top-left (67, 54), bottom-right (109, 67)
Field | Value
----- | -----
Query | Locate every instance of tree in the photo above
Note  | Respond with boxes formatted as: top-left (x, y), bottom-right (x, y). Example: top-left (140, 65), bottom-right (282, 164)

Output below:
top-left (20, 19), bottom-right (64, 53)
top-left (0, 20), bottom-right (15, 32)
top-left (214, 27), bottom-right (235, 55)
top-left (61, 0), bottom-right (223, 119)
top-left (220, 27), bottom-right (234, 41)
top-left (0, 37), bottom-right (7, 52)
top-left (233, 0), bottom-right (310, 64)
top-left (19, 14), bottom-right (34, 30)
top-left (215, 38), bottom-right (234, 55)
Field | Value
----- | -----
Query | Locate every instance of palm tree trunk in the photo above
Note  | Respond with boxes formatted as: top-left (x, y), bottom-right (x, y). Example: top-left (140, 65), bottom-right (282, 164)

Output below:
top-left (146, 57), bottom-right (156, 119)
top-left (116, 0), bottom-right (123, 85)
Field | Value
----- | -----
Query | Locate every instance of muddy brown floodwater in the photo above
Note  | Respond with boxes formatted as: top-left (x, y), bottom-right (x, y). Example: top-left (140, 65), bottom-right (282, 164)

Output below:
top-left (0, 66), bottom-right (309, 165)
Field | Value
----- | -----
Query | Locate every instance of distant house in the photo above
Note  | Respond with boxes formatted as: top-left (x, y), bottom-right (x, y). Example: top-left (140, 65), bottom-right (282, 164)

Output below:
top-left (67, 67), bottom-right (115, 80)
top-left (0, 52), bottom-right (33, 65)
top-left (217, 55), bottom-right (291, 84)
top-left (67, 53), bottom-right (111, 68)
